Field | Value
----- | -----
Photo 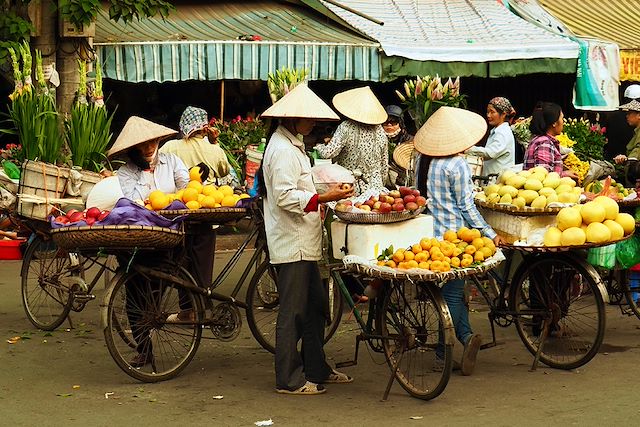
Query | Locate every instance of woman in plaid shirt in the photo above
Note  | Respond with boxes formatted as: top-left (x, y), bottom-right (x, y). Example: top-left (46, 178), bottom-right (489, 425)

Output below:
top-left (523, 102), bottom-right (578, 179)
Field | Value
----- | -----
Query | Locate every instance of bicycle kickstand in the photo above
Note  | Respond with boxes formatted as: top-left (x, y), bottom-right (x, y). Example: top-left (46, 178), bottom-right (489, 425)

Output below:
top-left (381, 341), bottom-right (405, 402)
top-left (335, 333), bottom-right (364, 369)
top-left (530, 319), bottom-right (550, 372)
top-left (480, 313), bottom-right (498, 350)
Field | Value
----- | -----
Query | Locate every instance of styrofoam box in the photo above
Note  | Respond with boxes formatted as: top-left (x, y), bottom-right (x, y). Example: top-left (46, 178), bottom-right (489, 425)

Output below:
top-left (331, 215), bottom-right (434, 260)
top-left (478, 207), bottom-right (556, 243)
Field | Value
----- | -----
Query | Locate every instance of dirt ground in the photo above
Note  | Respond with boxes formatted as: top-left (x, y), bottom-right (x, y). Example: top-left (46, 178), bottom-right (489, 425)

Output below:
top-left (1, 253), bottom-right (640, 426)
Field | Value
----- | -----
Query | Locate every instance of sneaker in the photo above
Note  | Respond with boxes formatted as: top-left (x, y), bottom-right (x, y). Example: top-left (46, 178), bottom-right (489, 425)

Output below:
top-left (461, 334), bottom-right (482, 376)
top-left (323, 369), bottom-right (354, 384)
top-left (129, 352), bottom-right (154, 368)
top-left (276, 381), bottom-right (326, 395)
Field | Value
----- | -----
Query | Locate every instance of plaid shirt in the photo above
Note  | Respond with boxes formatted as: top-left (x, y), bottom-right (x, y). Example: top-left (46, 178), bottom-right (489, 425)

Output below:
top-left (523, 134), bottom-right (563, 173)
top-left (423, 155), bottom-right (496, 239)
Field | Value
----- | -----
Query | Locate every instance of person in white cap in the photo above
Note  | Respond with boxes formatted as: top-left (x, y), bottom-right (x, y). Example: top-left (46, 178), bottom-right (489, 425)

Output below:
top-left (613, 99), bottom-right (640, 165)
top-left (259, 84), bottom-right (354, 395)
top-left (314, 86), bottom-right (389, 195)
top-left (414, 106), bottom-right (503, 376)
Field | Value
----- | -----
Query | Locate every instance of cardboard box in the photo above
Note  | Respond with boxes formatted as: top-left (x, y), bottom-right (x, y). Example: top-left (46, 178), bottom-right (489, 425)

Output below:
top-left (331, 215), bottom-right (434, 260)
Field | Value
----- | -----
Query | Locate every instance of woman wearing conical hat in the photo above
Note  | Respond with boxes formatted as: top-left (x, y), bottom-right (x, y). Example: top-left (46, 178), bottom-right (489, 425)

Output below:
top-left (414, 106), bottom-right (503, 376)
top-left (314, 86), bottom-right (389, 195)
top-left (259, 84), bottom-right (354, 395)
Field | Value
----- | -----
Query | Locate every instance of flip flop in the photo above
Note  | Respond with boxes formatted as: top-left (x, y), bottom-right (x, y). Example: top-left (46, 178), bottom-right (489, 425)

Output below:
top-left (276, 381), bottom-right (326, 395)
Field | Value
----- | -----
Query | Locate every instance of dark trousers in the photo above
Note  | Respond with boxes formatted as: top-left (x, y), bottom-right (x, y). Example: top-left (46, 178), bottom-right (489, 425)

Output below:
top-left (275, 260), bottom-right (332, 390)
top-left (179, 223), bottom-right (216, 310)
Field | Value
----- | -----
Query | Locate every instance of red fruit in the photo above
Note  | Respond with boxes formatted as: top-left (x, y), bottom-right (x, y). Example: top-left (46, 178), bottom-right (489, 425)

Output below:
top-left (399, 186), bottom-right (413, 197)
top-left (412, 189), bottom-right (421, 197)
top-left (416, 196), bottom-right (427, 207)
top-left (65, 209), bottom-right (78, 219)
top-left (369, 196), bottom-right (379, 203)
top-left (343, 200), bottom-right (353, 206)
top-left (394, 198), bottom-right (404, 205)
top-left (373, 201), bottom-right (382, 210)
top-left (403, 194), bottom-right (416, 204)
top-left (85, 217), bottom-right (96, 226)
top-left (405, 202), bottom-right (419, 211)
top-left (383, 195), bottom-right (395, 204)
top-left (97, 210), bottom-right (110, 221)
top-left (389, 190), bottom-right (401, 199)
top-left (379, 202), bottom-right (392, 213)
top-left (392, 203), bottom-right (405, 212)
top-left (363, 199), bottom-right (375, 208)
top-left (86, 207), bottom-right (101, 219)
top-left (68, 212), bottom-right (84, 223)
top-left (54, 215), bottom-right (69, 224)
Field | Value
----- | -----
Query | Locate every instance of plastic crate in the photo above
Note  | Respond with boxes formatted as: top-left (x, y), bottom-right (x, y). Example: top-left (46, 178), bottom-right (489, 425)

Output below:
top-left (0, 239), bottom-right (25, 260)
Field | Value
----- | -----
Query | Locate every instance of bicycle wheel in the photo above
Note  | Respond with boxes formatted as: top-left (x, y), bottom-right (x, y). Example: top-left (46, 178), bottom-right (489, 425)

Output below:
top-left (21, 235), bottom-right (75, 330)
top-left (510, 254), bottom-right (606, 370)
top-left (103, 266), bottom-right (202, 382)
top-left (379, 280), bottom-right (453, 400)
top-left (245, 261), bottom-right (343, 354)
top-left (622, 271), bottom-right (640, 319)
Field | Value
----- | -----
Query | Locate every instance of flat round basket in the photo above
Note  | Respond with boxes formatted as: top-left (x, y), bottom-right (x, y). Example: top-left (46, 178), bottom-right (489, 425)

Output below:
top-left (342, 251), bottom-right (505, 284)
top-left (51, 225), bottom-right (184, 251)
top-left (157, 207), bottom-right (248, 223)
top-left (334, 206), bottom-right (426, 224)
top-left (475, 199), bottom-right (565, 216)
top-left (617, 198), bottom-right (640, 207)
top-left (500, 234), bottom-right (632, 253)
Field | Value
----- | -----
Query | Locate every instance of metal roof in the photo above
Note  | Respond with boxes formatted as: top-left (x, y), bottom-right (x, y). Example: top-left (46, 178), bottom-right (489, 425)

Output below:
top-left (539, 0), bottom-right (640, 50)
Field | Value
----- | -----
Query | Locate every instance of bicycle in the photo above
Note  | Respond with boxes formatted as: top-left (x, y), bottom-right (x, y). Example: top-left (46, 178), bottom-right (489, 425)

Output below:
top-left (469, 246), bottom-right (607, 370)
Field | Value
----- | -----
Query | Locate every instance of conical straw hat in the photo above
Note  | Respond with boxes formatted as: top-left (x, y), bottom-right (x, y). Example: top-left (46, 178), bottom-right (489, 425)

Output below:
top-left (619, 99), bottom-right (640, 112)
top-left (392, 141), bottom-right (415, 170)
top-left (261, 84), bottom-right (339, 120)
top-left (413, 107), bottom-right (487, 157)
top-left (332, 86), bottom-right (387, 125)
top-left (107, 116), bottom-right (177, 157)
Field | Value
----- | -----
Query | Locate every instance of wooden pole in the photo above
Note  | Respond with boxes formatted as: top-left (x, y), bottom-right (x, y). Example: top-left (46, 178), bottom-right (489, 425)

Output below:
top-left (220, 80), bottom-right (225, 120)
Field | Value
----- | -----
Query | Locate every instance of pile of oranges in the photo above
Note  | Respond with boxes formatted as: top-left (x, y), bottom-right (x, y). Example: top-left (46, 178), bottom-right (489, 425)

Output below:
top-left (145, 167), bottom-right (250, 211)
top-left (376, 227), bottom-right (497, 272)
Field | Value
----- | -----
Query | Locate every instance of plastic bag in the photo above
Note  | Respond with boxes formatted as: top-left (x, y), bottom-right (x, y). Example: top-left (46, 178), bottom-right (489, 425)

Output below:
top-left (616, 235), bottom-right (640, 269)
top-left (311, 163), bottom-right (354, 193)
top-left (587, 244), bottom-right (616, 269)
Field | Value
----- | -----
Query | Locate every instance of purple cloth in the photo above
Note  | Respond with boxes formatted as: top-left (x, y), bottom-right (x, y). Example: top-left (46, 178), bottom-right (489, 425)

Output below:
top-left (50, 198), bottom-right (186, 229)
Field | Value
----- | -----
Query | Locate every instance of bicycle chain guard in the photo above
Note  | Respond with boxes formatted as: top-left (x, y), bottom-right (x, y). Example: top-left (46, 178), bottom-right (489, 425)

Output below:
top-left (210, 302), bottom-right (242, 341)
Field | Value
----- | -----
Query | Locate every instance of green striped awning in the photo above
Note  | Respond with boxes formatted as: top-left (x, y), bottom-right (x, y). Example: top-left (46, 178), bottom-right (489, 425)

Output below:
top-left (94, 2), bottom-right (381, 82)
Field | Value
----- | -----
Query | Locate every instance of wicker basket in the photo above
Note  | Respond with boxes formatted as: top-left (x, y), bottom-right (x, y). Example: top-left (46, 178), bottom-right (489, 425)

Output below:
top-left (157, 207), bottom-right (248, 224)
top-left (500, 234), bottom-right (632, 253)
top-left (51, 225), bottom-right (184, 251)
top-left (474, 199), bottom-right (565, 216)
top-left (342, 250), bottom-right (505, 284)
top-left (334, 206), bottom-right (426, 224)
top-left (617, 198), bottom-right (640, 208)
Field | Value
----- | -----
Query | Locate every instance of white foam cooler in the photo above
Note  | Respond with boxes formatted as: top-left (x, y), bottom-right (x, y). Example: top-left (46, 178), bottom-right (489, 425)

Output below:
top-left (331, 215), bottom-right (434, 260)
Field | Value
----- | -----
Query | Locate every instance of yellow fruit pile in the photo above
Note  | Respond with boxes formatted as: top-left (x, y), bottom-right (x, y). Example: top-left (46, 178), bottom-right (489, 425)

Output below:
top-left (376, 227), bottom-right (497, 272)
top-left (475, 166), bottom-right (582, 208)
top-left (145, 183), bottom-right (249, 211)
top-left (543, 196), bottom-right (635, 246)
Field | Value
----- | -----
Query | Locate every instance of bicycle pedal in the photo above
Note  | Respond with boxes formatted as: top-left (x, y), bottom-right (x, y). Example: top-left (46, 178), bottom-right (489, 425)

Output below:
top-left (335, 360), bottom-right (357, 368)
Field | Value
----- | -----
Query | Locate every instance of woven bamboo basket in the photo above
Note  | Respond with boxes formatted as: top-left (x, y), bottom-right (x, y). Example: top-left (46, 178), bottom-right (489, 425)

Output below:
top-left (157, 207), bottom-right (248, 223)
top-left (334, 206), bottom-right (426, 224)
top-left (51, 225), bottom-right (184, 251)
top-left (500, 234), bottom-right (632, 253)
top-left (474, 199), bottom-right (566, 216)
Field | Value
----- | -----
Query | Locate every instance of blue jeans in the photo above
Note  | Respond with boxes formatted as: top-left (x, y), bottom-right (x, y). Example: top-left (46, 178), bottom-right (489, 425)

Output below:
top-left (437, 279), bottom-right (473, 359)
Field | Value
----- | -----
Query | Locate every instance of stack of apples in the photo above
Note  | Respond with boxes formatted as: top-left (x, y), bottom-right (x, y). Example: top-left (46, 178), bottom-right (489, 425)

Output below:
top-left (54, 207), bottom-right (110, 226)
top-left (335, 186), bottom-right (427, 214)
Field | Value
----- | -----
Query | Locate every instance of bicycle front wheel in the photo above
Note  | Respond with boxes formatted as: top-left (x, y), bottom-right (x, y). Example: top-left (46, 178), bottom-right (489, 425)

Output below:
top-left (103, 266), bottom-right (202, 382)
top-left (510, 254), bottom-right (606, 370)
top-left (21, 236), bottom-right (75, 330)
top-left (245, 261), bottom-right (343, 354)
top-left (379, 280), bottom-right (453, 401)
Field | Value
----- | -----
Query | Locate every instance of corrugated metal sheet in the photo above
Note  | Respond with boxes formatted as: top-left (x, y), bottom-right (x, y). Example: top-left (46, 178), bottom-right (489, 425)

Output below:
top-left (540, 0), bottom-right (640, 50)
top-left (94, 1), bottom-right (381, 83)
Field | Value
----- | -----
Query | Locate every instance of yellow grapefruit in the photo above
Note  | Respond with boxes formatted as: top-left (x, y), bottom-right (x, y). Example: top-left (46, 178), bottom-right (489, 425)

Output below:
top-left (556, 207), bottom-right (582, 231)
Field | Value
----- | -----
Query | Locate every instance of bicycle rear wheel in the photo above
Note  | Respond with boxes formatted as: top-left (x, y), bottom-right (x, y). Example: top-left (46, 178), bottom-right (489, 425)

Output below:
top-left (245, 260), bottom-right (343, 354)
top-left (622, 270), bottom-right (640, 320)
top-left (103, 266), bottom-right (202, 382)
top-left (21, 235), bottom-right (75, 330)
top-left (379, 280), bottom-right (453, 400)
top-left (510, 254), bottom-right (606, 370)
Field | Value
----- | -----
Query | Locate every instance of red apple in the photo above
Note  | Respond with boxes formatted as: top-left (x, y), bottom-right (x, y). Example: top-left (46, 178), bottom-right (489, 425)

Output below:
top-left (97, 210), bottom-right (110, 221)
top-left (54, 215), bottom-right (69, 224)
top-left (394, 198), bottom-right (404, 205)
top-left (416, 196), bottom-right (427, 207)
top-left (373, 201), bottom-right (382, 210)
top-left (364, 199), bottom-right (375, 208)
top-left (379, 202), bottom-right (392, 213)
top-left (389, 190), bottom-right (401, 199)
top-left (405, 201), bottom-right (419, 211)
top-left (412, 189), bottom-right (421, 197)
top-left (383, 195), bottom-right (395, 204)
top-left (392, 203), bottom-right (405, 212)
top-left (399, 186), bottom-right (412, 197)
top-left (85, 217), bottom-right (96, 226)
top-left (343, 200), bottom-right (353, 206)
top-left (68, 211), bottom-right (84, 223)
top-left (403, 194), bottom-right (416, 204)
top-left (354, 202), bottom-right (362, 208)
top-left (369, 196), bottom-right (379, 203)
top-left (86, 207), bottom-right (101, 219)
top-left (65, 209), bottom-right (78, 219)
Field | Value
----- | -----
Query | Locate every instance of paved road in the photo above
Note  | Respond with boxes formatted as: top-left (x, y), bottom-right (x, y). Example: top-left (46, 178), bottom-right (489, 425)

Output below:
top-left (1, 254), bottom-right (639, 426)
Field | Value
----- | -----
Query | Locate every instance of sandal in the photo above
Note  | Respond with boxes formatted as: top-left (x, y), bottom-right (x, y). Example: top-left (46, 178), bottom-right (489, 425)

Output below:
top-left (166, 309), bottom-right (195, 323)
top-left (276, 381), bottom-right (326, 395)
top-left (323, 369), bottom-right (354, 384)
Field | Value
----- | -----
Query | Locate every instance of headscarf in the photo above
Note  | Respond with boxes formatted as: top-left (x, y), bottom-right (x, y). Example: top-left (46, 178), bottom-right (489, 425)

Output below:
top-left (179, 106), bottom-right (208, 138)
top-left (489, 97), bottom-right (516, 118)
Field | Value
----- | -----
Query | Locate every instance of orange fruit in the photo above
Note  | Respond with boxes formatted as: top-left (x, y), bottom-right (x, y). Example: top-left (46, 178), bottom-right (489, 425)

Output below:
top-left (377, 260), bottom-right (386, 266)
top-left (403, 251), bottom-right (415, 261)
top-left (221, 195), bottom-right (238, 207)
top-left (440, 262), bottom-right (451, 272)
top-left (462, 253), bottom-right (474, 262)
top-left (406, 260), bottom-right (419, 269)
top-left (471, 237), bottom-right (485, 249)
top-left (189, 166), bottom-right (203, 182)
top-left (474, 251), bottom-right (485, 262)
top-left (148, 190), bottom-right (166, 204)
top-left (420, 238), bottom-right (432, 251)
top-left (441, 244), bottom-right (454, 257)
top-left (201, 196), bottom-right (217, 208)
top-left (398, 262), bottom-right (407, 270)
top-left (202, 184), bottom-right (217, 196)
top-left (450, 257), bottom-right (461, 268)
top-left (211, 189), bottom-right (225, 204)
top-left (176, 189), bottom-right (185, 201)
top-left (185, 200), bottom-right (201, 210)
top-left (418, 261), bottom-right (430, 270)
top-left (469, 229), bottom-right (482, 240)
top-left (430, 238), bottom-right (440, 248)
top-left (480, 246), bottom-right (493, 258)
top-left (144, 203), bottom-right (153, 210)
top-left (457, 227), bottom-right (470, 240)
top-left (430, 260), bottom-right (443, 271)
top-left (443, 230), bottom-right (458, 242)
top-left (219, 185), bottom-right (234, 197)
top-left (453, 247), bottom-right (462, 257)
top-left (385, 260), bottom-right (397, 268)
top-left (240, 193), bottom-right (250, 199)
top-left (214, 203), bottom-right (221, 208)
top-left (460, 258), bottom-right (472, 268)
top-left (392, 251), bottom-right (405, 263)
top-left (187, 180), bottom-right (203, 193)
top-left (464, 245), bottom-right (476, 255)
top-left (414, 252), bottom-right (428, 263)
top-left (182, 187), bottom-right (199, 203)
top-left (197, 194), bottom-right (206, 203)
top-left (412, 244), bottom-right (423, 254)
top-left (150, 194), bottom-right (170, 210)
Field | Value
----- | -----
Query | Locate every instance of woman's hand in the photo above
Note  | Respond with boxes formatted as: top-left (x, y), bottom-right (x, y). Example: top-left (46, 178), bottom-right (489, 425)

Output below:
top-left (493, 235), bottom-right (507, 247)
top-left (318, 183), bottom-right (354, 203)
top-left (562, 170), bottom-right (579, 180)
top-left (614, 154), bottom-right (628, 164)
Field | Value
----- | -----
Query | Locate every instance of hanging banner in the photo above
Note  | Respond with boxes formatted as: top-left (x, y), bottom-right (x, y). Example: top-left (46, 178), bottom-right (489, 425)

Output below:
top-left (507, 0), bottom-right (620, 111)
top-left (620, 50), bottom-right (640, 82)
